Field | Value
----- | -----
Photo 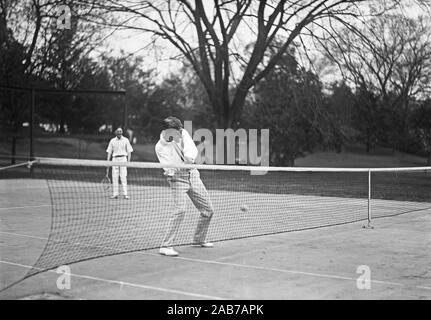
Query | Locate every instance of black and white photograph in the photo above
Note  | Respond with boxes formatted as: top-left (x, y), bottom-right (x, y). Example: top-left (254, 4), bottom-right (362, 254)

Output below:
top-left (0, 0), bottom-right (430, 306)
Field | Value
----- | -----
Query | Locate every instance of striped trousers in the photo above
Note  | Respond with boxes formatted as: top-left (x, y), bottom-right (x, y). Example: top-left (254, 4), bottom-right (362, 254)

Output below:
top-left (161, 169), bottom-right (214, 247)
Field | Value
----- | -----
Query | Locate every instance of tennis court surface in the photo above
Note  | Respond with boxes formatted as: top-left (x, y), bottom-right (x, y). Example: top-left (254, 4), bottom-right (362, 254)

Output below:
top-left (1, 159), bottom-right (430, 299)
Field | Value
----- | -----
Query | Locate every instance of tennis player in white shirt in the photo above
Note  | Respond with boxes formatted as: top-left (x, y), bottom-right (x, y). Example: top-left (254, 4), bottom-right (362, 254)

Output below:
top-left (106, 128), bottom-right (133, 199)
top-left (155, 117), bottom-right (214, 256)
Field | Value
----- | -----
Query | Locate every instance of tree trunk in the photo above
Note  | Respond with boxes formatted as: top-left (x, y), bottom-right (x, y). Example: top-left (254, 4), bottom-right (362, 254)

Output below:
top-left (288, 157), bottom-right (295, 167)
top-left (216, 106), bottom-right (234, 129)
top-left (366, 127), bottom-right (371, 153)
top-left (59, 119), bottom-right (66, 134)
top-left (229, 82), bottom-right (251, 129)
top-left (11, 136), bottom-right (16, 165)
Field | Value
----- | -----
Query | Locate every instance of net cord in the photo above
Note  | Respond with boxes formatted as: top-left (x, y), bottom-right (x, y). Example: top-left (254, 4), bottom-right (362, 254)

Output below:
top-left (0, 160), bottom-right (37, 171)
top-left (35, 157), bottom-right (431, 173)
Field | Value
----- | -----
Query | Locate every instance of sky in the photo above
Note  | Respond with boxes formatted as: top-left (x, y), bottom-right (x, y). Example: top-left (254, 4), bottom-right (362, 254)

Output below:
top-left (98, 1), bottom-right (430, 84)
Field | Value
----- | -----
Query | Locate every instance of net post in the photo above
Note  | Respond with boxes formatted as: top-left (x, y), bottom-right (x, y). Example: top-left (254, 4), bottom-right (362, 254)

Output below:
top-left (123, 91), bottom-right (128, 132)
top-left (364, 169), bottom-right (374, 229)
top-left (30, 88), bottom-right (35, 161)
top-left (29, 88), bottom-right (35, 177)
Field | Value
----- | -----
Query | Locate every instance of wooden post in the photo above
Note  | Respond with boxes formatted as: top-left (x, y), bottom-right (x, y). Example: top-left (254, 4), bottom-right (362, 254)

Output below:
top-left (123, 92), bottom-right (128, 131)
top-left (30, 88), bottom-right (35, 161)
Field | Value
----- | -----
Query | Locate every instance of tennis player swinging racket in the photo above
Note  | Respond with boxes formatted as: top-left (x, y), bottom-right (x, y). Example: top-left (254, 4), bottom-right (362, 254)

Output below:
top-left (155, 117), bottom-right (215, 256)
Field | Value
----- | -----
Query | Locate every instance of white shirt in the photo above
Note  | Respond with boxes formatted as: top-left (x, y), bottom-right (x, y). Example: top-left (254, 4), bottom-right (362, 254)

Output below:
top-left (155, 129), bottom-right (198, 176)
top-left (106, 136), bottom-right (133, 157)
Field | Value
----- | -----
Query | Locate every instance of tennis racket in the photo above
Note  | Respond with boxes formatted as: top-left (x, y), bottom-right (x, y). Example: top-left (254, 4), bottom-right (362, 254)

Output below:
top-left (101, 168), bottom-right (111, 191)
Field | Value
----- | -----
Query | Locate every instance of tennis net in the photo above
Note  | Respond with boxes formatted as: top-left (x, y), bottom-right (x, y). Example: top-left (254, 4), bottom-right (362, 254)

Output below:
top-left (2, 158), bottom-right (431, 288)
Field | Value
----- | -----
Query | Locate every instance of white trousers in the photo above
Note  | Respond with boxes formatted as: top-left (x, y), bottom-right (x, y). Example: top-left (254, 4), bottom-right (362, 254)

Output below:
top-left (161, 169), bottom-right (214, 248)
top-left (112, 157), bottom-right (128, 196)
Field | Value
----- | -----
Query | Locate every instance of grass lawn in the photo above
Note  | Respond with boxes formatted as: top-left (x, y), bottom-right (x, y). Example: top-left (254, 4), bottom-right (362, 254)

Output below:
top-left (0, 135), bottom-right (428, 167)
top-left (295, 148), bottom-right (428, 168)
top-left (0, 135), bottom-right (158, 162)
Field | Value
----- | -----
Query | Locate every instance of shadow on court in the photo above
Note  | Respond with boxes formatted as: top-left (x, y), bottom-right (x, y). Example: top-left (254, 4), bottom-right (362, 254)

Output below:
top-left (0, 178), bottom-right (430, 300)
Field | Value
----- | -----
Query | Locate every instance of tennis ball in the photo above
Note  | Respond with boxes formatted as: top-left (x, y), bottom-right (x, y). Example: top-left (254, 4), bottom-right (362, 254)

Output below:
top-left (240, 204), bottom-right (249, 212)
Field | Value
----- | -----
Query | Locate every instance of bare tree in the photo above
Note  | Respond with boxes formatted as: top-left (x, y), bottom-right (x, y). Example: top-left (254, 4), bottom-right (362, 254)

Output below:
top-left (0, 0), bottom-right (107, 159)
top-left (318, 9), bottom-right (431, 150)
top-left (79, 0), bottom-right (428, 128)
top-left (320, 12), bottom-right (431, 108)
top-left (0, 0), bottom-right (106, 82)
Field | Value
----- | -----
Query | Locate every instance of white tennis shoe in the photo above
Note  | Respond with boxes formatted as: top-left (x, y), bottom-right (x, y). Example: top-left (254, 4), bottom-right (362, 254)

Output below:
top-left (159, 247), bottom-right (179, 256)
top-left (124, 195), bottom-right (130, 199)
top-left (110, 195), bottom-right (118, 199)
